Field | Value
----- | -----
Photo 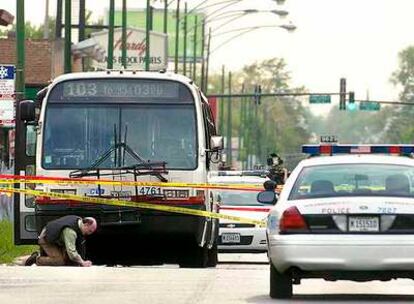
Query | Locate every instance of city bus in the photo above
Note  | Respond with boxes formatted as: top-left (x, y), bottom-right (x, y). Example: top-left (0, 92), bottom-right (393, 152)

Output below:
top-left (14, 71), bottom-right (222, 267)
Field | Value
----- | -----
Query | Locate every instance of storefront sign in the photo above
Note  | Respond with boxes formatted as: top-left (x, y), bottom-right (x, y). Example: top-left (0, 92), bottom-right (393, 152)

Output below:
top-left (90, 27), bottom-right (168, 71)
top-left (0, 65), bottom-right (15, 127)
top-left (0, 99), bottom-right (15, 127)
top-left (0, 65), bottom-right (15, 97)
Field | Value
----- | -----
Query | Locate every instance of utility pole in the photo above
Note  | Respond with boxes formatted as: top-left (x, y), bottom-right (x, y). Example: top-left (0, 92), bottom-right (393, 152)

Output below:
top-left (43, 0), bottom-right (49, 39)
top-left (107, 0), bottom-right (115, 69)
top-left (226, 71), bottom-right (232, 167)
top-left (254, 87), bottom-right (259, 165)
top-left (262, 100), bottom-right (268, 162)
top-left (205, 27), bottom-right (211, 94)
top-left (79, 0), bottom-right (86, 42)
top-left (183, 2), bottom-right (188, 76)
top-left (200, 19), bottom-right (206, 91)
top-left (238, 83), bottom-right (245, 163)
top-left (339, 77), bottom-right (346, 110)
top-left (16, 0), bottom-right (25, 101)
top-left (56, 0), bottom-right (63, 38)
top-left (121, 0), bottom-right (127, 69)
top-left (219, 65), bottom-right (225, 136)
top-left (192, 16), bottom-right (198, 81)
top-left (145, 0), bottom-right (151, 71)
top-left (174, 0), bottom-right (181, 73)
top-left (163, 0), bottom-right (168, 34)
top-left (64, 0), bottom-right (72, 73)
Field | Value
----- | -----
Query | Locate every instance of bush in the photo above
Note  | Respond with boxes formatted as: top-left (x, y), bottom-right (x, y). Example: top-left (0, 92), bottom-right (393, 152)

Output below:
top-left (0, 220), bottom-right (37, 264)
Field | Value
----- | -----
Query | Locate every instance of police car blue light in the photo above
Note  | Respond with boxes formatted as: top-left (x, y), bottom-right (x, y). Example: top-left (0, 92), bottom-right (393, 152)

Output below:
top-left (302, 144), bottom-right (414, 156)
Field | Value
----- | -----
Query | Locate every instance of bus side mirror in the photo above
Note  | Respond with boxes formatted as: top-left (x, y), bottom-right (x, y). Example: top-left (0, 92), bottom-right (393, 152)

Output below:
top-left (19, 100), bottom-right (36, 122)
top-left (257, 191), bottom-right (277, 205)
top-left (210, 136), bottom-right (223, 151)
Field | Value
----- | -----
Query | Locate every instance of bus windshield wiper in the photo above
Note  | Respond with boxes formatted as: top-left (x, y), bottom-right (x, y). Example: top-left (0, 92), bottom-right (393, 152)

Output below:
top-left (69, 125), bottom-right (168, 182)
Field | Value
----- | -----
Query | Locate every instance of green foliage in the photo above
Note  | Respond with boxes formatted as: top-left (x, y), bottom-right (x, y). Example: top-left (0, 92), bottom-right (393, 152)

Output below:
top-left (385, 45), bottom-right (414, 143)
top-left (0, 221), bottom-right (37, 264)
top-left (308, 106), bottom-right (392, 144)
top-left (0, 19), bottom-right (56, 39)
top-left (210, 58), bottom-right (311, 169)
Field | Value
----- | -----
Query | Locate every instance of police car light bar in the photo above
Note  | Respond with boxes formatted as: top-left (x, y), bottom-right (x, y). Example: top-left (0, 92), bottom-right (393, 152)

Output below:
top-left (302, 144), bottom-right (414, 156)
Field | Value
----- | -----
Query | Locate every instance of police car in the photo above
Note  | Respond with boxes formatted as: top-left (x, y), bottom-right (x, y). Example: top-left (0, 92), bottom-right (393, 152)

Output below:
top-left (260, 144), bottom-right (414, 299)
top-left (209, 171), bottom-right (272, 253)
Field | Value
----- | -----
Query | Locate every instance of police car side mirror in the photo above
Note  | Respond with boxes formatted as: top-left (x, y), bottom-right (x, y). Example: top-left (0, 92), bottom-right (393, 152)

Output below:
top-left (257, 191), bottom-right (277, 205)
top-left (19, 100), bottom-right (36, 123)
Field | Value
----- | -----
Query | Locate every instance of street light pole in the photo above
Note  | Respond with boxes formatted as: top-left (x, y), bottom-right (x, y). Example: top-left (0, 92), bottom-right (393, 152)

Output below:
top-left (64, 0), bottom-right (72, 73)
top-left (226, 71), bottom-right (232, 167)
top-left (107, 0), bottom-right (115, 70)
top-left (163, 0), bottom-right (168, 34)
top-left (56, 0), bottom-right (63, 38)
top-left (121, 0), bottom-right (127, 69)
top-left (183, 2), bottom-right (188, 76)
top-left (16, 0), bottom-right (25, 101)
top-left (192, 15), bottom-right (198, 81)
top-left (205, 27), bottom-right (211, 94)
top-left (174, 0), bottom-right (181, 73)
top-left (238, 83), bottom-right (245, 163)
top-left (145, 0), bottom-right (151, 71)
top-left (219, 65), bottom-right (225, 136)
top-left (200, 20), bottom-right (206, 91)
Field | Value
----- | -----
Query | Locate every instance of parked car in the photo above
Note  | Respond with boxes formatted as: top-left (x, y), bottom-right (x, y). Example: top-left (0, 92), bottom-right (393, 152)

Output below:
top-left (209, 171), bottom-right (274, 253)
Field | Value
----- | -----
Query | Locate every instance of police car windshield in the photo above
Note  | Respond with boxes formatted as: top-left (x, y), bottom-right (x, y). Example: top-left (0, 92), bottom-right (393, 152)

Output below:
top-left (289, 163), bottom-right (414, 200)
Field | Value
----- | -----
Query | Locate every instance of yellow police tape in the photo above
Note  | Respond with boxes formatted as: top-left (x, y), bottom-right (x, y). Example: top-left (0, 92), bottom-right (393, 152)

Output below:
top-left (0, 178), bottom-right (265, 191)
top-left (1, 186), bottom-right (268, 227)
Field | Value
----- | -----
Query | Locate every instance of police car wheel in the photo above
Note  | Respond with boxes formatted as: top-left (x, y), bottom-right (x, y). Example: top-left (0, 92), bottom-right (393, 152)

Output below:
top-left (269, 264), bottom-right (293, 299)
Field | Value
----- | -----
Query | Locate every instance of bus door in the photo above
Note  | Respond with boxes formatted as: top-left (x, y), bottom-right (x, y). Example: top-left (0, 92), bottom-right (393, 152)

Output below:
top-left (14, 102), bottom-right (37, 244)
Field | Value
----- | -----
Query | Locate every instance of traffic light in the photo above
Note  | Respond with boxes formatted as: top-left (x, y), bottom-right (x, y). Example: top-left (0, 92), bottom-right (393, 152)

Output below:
top-left (339, 78), bottom-right (346, 110)
top-left (349, 91), bottom-right (355, 103)
top-left (347, 91), bottom-right (357, 111)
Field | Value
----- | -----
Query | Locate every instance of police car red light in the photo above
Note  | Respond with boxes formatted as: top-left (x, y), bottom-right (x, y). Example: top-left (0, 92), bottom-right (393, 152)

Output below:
top-left (279, 206), bottom-right (308, 233)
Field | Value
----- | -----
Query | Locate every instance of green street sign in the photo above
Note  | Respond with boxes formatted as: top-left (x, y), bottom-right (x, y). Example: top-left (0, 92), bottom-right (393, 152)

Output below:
top-left (309, 95), bottom-right (331, 104)
top-left (359, 101), bottom-right (381, 111)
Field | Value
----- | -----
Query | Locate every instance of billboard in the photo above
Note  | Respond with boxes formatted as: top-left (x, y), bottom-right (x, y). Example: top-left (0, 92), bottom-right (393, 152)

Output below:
top-left (113, 9), bottom-right (204, 59)
top-left (90, 27), bottom-right (168, 71)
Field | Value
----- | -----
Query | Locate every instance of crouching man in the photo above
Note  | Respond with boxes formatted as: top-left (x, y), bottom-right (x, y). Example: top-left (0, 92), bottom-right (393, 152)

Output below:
top-left (25, 215), bottom-right (97, 267)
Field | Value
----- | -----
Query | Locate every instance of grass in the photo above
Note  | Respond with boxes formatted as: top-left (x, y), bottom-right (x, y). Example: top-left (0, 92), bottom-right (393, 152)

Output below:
top-left (0, 220), bottom-right (38, 264)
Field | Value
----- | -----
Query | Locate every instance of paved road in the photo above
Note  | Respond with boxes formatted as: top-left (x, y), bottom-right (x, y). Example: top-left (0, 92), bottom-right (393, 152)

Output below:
top-left (1, 254), bottom-right (414, 304)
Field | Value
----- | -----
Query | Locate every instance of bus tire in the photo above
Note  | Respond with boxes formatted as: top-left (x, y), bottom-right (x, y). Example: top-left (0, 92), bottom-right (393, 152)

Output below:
top-left (207, 243), bottom-right (218, 267)
top-left (269, 264), bottom-right (293, 299)
top-left (179, 243), bottom-right (208, 268)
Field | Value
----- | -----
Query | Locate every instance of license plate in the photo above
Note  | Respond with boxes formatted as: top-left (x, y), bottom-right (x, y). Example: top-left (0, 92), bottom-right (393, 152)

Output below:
top-left (138, 186), bottom-right (162, 196)
top-left (348, 216), bottom-right (379, 232)
top-left (221, 233), bottom-right (241, 244)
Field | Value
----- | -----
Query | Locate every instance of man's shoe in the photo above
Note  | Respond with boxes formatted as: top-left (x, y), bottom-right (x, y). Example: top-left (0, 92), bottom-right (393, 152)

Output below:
top-left (25, 252), bottom-right (39, 266)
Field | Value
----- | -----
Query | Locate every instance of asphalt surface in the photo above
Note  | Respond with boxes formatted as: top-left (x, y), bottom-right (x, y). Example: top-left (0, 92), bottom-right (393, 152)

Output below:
top-left (0, 254), bottom-right (413, 304)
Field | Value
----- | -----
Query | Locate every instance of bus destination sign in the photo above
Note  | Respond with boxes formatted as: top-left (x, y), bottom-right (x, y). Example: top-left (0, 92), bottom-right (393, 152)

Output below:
top-left (62, 79), bottom-right (180, 99)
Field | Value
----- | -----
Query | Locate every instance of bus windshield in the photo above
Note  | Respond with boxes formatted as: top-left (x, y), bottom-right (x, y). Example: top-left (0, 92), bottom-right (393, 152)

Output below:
top-left (42, 79), bottom-right (197, 170)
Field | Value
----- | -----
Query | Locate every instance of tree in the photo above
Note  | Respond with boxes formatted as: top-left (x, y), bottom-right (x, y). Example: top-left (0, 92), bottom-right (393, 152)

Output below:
top-left (386, 46), bottom-right (414, 143)
top-left (0, 19), bottom-right (55, 39)
top-left (208, 58), bottom-right (312, 169)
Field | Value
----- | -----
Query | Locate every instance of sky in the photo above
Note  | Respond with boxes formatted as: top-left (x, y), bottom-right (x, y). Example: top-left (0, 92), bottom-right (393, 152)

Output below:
top-left (1, 0), bottom-right (413, 103)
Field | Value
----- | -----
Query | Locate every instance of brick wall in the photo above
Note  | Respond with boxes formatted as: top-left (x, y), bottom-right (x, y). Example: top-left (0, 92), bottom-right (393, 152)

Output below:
top-left (0, 38), bottom-right (64, 85)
